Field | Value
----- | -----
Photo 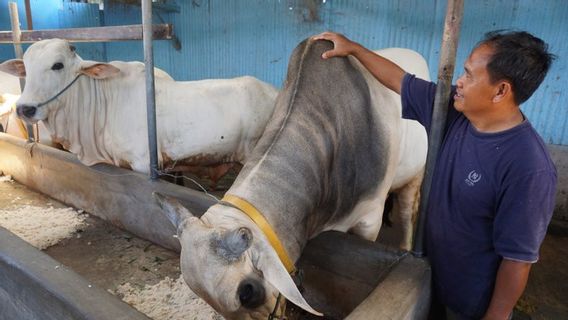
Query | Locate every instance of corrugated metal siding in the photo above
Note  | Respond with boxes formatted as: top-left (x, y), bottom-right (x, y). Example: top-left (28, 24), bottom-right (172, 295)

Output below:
top-left (0, 0), bottom-right (567, 145)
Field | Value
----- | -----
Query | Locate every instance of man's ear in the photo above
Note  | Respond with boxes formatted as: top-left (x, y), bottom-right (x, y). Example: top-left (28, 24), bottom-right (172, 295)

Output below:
top-left (79, 61), bottom-right (120, 79)
top-left (493, 81), bottom-right (512, 103)
top-left (0, 59), bottom-right (26, 78)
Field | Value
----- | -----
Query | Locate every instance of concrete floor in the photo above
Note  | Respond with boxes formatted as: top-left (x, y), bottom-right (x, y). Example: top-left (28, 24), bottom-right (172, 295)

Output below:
top-left (1, 178), bottom-right (567, 319)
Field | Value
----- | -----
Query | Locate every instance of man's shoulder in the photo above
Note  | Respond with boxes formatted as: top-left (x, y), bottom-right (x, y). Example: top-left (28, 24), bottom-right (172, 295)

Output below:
top-left (512, 122), bottom-right (554, 166)
top-left (494, 121), bottom-right (557, 182)
top-left (402, 73), bottom-right (435, 94)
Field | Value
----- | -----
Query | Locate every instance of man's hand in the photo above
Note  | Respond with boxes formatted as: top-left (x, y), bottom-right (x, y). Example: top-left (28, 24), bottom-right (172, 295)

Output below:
top-left (312, 32), bottom-right (362, 59)
top-left (312, 31), bottom-right (406, 94)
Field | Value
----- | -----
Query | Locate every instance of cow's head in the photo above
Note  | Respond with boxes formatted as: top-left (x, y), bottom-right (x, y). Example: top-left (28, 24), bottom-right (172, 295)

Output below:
top-left (154, 193), bottom-right (322, 319)
top-left (0, 39), bottom-right (120, 123)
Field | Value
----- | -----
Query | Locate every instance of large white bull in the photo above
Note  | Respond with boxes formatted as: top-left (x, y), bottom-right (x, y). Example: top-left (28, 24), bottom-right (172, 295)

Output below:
top-left (155, 39), bottom-right (429, 319)
top-left (0, 39), bottom-right (278, 180)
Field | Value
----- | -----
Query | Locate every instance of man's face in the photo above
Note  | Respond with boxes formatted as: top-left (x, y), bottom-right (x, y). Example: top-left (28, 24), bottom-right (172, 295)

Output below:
top-left (454, 44), bottom-right (498, 114)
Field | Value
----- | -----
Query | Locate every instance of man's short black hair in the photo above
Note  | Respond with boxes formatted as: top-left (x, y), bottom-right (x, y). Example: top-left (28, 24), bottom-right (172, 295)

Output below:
top-left (477, 30), bottom-right (556, 105)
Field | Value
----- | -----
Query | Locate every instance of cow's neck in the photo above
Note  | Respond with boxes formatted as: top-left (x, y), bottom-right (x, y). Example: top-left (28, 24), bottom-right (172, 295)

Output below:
top-left (45, 76), bottom-right (115, 165)
top-left (228, 148), bottom-right (323, 260)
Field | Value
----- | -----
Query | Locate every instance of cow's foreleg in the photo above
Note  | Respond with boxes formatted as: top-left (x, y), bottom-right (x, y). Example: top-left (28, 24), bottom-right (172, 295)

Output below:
top-left (348, 196), bottom-right (388, 242)
top-left (207, 162), bottom-right (241, 190)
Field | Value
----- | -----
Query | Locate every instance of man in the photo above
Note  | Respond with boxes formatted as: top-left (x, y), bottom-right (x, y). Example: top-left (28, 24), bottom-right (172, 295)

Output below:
top-left (313, 30), bottom-right (557, 320)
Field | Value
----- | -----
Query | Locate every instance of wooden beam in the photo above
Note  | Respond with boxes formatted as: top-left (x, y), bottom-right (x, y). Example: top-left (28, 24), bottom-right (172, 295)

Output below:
top-left (413, 0), bottom-right (464, 255)
top-left (0, 24), bottom-right (173, 43)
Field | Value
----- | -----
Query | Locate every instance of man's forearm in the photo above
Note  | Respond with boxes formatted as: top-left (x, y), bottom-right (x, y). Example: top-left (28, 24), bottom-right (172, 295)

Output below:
top-left (482, 259), bottom-right (531, 320)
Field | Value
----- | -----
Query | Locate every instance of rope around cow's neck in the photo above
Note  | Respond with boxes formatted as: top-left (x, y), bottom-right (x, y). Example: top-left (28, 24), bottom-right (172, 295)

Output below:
top-left (35, 73), bottom-right (83, 108)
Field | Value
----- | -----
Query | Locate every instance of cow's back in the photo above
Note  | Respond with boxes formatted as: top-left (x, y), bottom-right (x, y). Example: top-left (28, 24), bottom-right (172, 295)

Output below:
top-left (229, 39), bottom-right (396, 240)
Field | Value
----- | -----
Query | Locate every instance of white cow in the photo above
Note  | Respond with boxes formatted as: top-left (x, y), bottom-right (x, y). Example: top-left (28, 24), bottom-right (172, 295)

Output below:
top-left (155, 39), bottom-right (429, 319)
top-left (0, 39), bottom-right (278, 181)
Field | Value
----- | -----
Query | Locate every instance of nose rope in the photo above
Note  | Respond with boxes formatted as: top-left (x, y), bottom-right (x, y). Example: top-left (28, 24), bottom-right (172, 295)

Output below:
top-left (34, 74), bottom-right (83, 108)
top-left (267, 270), bottom-right (305, 320)
top-left (268, 293), bottom-right (283, 320)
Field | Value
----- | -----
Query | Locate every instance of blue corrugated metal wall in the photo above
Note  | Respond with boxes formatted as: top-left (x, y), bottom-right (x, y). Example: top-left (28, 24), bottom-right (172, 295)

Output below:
top-left (0, 0), bottom-right (104, 60)
top-left (1, 0), bottom-right (567, 144)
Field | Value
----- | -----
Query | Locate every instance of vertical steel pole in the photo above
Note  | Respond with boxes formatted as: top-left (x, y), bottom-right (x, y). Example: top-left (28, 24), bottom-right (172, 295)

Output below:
top-left (8, 2), bottom-right (35, 142)
top-left (141, 0), bottom-right (159, 180)
top-left (412, 0), bottom-right (464, 256)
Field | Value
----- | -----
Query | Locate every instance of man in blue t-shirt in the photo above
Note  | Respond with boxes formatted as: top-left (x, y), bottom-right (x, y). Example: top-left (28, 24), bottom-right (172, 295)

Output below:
top-left (313, 30), bottom-right (557, 319)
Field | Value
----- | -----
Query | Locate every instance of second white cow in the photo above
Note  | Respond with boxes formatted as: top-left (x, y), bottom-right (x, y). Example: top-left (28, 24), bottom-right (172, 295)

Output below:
top-left (0, 39), bottom-right (278, 180)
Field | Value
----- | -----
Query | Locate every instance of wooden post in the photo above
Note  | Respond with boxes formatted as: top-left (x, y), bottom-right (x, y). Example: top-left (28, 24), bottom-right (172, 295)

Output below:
top-left (24, 0), bottom-right (32, 30)
top-left (8, 3), bottom-right (24, 89)
top-left (8, 2), bottom-right (35, 142)
top-left (412, 0), bottom-right (464, 256)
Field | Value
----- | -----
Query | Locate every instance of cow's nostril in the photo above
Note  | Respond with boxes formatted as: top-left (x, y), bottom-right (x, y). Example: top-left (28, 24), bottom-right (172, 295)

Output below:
top-left (237, 279), bottom-right (266, 309)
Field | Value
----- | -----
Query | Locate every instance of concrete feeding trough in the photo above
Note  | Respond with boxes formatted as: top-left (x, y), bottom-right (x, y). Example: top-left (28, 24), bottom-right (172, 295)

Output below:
top-left (0, 226), bottom-right (151, 320)
top-left (0, 133), bottom-right (431, 319)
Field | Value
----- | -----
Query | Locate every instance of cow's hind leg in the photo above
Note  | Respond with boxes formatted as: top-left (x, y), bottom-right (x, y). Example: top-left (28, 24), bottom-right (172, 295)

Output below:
top-left (393, 171), bottom-right (423, 250)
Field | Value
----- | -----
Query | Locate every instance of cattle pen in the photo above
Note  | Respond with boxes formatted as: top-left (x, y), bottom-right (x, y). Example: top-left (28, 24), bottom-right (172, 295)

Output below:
top-left (1, 1), bottom-right (567, 320)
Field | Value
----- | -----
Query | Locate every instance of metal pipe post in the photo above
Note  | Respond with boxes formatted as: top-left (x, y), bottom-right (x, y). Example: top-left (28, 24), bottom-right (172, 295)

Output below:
top-left (412, 0), bottom-right (464, 256)
top-left (141, 0), bottom-right (159, 180)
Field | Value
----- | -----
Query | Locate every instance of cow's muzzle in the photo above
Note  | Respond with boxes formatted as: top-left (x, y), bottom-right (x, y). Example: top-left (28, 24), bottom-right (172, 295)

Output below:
top-left (16, 105), bottom-right (38, 119)
top-left (238, 278), bottom-right (266, 309)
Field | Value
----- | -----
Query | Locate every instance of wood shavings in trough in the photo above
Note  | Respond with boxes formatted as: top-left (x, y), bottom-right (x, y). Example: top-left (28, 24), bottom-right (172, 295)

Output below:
top-left (0, 204), bottom-right (87, 250)
top-left (114, 276), bottom-right (222, 320)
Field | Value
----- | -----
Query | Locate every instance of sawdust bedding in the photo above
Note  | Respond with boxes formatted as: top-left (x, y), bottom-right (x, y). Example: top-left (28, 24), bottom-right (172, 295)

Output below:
top-left (0, 176), bottom-right (88, 250)
top-left (114, 276), bottom-right (221, 320)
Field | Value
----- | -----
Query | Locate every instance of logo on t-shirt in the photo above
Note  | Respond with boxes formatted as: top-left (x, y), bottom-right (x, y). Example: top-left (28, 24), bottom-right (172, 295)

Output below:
top-left (465, 170), bottom-right (482, 186)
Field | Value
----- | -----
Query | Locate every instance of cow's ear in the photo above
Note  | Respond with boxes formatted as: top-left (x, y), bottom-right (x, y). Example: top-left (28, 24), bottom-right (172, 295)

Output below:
top-left (79, 62), bottom-right (120, 79)
top-left (0, 59), bottom-right (26, 78)
top-left (253, 239), bottom-right (323, 317)
top-left (154, 192), bottom-right (199, 234)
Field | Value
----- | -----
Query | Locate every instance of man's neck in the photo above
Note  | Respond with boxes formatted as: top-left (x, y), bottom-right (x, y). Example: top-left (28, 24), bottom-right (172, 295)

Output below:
top-left (467, 105), bottom-right (524, 133)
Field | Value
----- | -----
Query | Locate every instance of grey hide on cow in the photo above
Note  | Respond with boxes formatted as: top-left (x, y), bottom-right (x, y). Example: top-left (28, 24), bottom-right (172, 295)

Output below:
top-left (0, 39), bottom-right (278, 183)
top-left (155, 38), bottom-right (429, 319)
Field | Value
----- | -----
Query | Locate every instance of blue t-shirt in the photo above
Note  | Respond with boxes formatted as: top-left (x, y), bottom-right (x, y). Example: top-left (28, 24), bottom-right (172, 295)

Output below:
top-left (401, 74), bottom-right (557, 319)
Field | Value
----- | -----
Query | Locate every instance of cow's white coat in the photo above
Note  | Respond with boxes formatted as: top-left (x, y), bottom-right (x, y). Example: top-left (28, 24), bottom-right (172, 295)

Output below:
top-left (0, 39), bottom-right (278, 175)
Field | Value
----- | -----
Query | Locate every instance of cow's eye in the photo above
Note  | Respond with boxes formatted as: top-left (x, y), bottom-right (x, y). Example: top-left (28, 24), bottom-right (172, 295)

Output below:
top-left (51, 62), bottom-right (64, 71)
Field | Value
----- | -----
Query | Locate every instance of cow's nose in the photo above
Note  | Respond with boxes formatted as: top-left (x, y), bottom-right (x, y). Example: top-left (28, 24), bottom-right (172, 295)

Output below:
top-left (16, 105), bottom-right (37, 118)
top-left (237, 278), bottom-right (266, 309)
